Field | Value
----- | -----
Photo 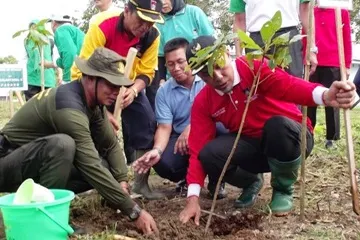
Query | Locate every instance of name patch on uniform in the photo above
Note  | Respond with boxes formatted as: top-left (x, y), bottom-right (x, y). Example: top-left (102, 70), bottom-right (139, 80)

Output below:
top-left (212, 107), bottom-right (226, 118)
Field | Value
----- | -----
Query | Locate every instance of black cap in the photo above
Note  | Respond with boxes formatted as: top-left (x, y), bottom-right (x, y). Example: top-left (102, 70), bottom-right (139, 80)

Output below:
top-left (186, 35), bottom-right (216, 75)
top-left (128, 0), bottom-right (164, 24)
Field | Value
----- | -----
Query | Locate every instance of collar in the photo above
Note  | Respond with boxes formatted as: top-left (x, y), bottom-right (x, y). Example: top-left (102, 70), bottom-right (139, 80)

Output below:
top-left (215, 61), bottom-right (240, 96)
top-left (170, 74), bottom-right (202, 89)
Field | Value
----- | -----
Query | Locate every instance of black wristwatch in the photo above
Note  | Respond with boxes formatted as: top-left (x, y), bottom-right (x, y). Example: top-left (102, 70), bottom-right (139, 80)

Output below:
top-left (129, 204), bottom-right (142, 221)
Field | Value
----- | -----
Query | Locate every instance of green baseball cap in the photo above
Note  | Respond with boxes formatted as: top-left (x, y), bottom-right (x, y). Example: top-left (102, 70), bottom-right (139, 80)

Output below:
top-left (75, 47), bottom-right (133, 86)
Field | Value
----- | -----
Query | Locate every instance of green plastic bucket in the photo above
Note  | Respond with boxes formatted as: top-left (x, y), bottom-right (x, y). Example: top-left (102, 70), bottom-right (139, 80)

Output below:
top-left (0, 189), bottom-right (75, 240)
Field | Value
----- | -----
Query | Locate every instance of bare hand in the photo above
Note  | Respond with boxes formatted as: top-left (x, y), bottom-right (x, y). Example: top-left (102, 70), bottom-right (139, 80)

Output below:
top-left (179, 196), bottom-right (201, 226)
top-left (174, 125), bottom-right (190, 155)
top-left (119, 181), bottom-right (130, 195)
top-left (323, 81), bottom-right (356, 108)
top-left (135, 210), bottom-right (159, 235)
top-left (106, 110), bottom-right (119, 133)
top-left (122, 88), bottom-right (136, 109)
top-left (133, 149), bottom-right (161, 174)
top-left (309, 52), bottom-right (318, 75)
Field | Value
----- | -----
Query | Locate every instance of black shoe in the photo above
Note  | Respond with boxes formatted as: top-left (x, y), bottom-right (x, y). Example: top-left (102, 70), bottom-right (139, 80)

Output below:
top-left (325, 140), bottom-right (334, 149)
top-left (207, 181), bottom-right (227, 200)
top-left (175, 179), bottom-right (187, 193)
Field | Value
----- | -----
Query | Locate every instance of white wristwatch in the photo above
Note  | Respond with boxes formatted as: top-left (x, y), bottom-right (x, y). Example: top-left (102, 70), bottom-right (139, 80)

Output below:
top-left (310, 46), bottom-right (318, 54)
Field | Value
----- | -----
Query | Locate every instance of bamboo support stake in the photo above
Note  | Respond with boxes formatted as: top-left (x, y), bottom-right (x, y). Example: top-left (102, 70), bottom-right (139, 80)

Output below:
top-left (335, 7), bottom-right (360, 215)
top-left (9, 91), bottom-right (14, 117)
top-left (300, 0), bottom-right (315, 221)
top-left (14, 91), bottom-right (24, 106)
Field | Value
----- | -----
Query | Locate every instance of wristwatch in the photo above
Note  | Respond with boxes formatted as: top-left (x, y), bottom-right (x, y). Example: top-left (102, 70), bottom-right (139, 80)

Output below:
top-left (310, 46), bottom-right (318, 54)
top-left (129, 204), bottom-right (142, 221)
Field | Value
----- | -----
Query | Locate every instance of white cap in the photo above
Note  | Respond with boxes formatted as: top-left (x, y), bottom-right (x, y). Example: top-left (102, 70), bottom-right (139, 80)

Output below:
top-left (50, 14), bottom-right (72, 23)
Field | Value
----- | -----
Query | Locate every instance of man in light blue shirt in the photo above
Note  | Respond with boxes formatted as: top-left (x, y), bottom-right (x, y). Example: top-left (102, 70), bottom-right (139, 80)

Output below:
top-left (146, 0), bottom-right (214, 110)
top-left (134, 37), bottom-right (226, 198)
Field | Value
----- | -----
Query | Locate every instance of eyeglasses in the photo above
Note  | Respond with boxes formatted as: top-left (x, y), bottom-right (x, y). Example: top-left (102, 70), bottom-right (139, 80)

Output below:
top-left (166, 59), bottom-right (187, 70)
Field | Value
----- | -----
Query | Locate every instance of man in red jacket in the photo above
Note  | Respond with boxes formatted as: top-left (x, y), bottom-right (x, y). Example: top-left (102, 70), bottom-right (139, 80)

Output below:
top-left (172, 36), bottom-right (355, 224)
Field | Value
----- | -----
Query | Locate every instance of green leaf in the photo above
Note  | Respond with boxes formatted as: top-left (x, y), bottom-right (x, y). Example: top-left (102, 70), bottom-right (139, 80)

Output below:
top-left (208, 56), bottom-right (214, 77)
top-left (37, 18), bottom-right (50, 27)
top-left (268, 59), bottom-right (276, 70)
top-left (289, 34), bottom-right (306, 44)
top-left (237, 30), bottom-right (261, 50)
top-left (260, 10), bottom-right (282, 45)
top-left (38, 29), bottom-right (53, 37)
top-left (12, 29), bottom-right (28, 39)
top-left (272, 32), bottom-right (290, 46)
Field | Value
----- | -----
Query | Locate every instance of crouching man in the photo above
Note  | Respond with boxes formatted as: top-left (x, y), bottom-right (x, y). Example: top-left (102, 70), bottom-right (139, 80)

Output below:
top-left (175, 36), bottom-right (355, 224)
top-left (0, 47), bottom-right (158, 235)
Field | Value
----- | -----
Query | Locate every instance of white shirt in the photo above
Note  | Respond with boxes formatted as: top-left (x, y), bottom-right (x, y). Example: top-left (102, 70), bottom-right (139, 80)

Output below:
top-left (244, 0), bottom-right (302, 32)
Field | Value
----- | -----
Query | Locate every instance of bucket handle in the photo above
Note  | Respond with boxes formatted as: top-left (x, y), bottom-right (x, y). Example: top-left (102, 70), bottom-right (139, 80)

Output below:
top-left (37, 207), bottom-right (74, 235)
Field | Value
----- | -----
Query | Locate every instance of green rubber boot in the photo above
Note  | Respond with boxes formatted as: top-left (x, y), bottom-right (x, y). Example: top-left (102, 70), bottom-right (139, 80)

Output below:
top-left (131, 150), bottom-right (165, 200)
top-left (224, 167), bottom-right (263, 208)
top-left (268, 157), bottom-right (301, 216)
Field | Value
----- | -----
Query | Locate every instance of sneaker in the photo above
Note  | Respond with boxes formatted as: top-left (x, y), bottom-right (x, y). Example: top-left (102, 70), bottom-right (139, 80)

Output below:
top-left (325, 140), bottom-right (334, 149)
top-left (175, 179), bottom-right (187, 193)
top-left (207, 181), bottom-right (227, 200)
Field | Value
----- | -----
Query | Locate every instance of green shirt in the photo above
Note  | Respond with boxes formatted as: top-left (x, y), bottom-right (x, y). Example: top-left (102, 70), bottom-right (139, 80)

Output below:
top-left (25, 39), bottom-right (56, 88)
top-left (54, 24), bottom-right (84, 82)
top-left (2, 81), bottom-right (134, 215)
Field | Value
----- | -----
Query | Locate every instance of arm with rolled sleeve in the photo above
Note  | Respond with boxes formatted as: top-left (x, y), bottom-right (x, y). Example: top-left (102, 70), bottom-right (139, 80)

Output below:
top-left (53, 109), bottom-right (135, 215)
top-left (186, 93), bottom-right (216, 197)
top-left (54, 28), bottom-right (79, 81)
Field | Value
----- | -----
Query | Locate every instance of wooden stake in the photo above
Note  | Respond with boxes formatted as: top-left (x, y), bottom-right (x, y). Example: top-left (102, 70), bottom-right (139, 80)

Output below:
top-left (300, 0), bottom-right (315, 222)
top-left (335, 7), bottom-right (360, 215)
top-left (14, 91), bottom-right (24, 106)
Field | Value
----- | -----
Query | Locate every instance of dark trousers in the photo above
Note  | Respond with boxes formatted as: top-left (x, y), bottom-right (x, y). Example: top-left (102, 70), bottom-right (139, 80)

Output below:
top-left (354, 67), bottom-right (360, 98)
top-left (153, 133), bottom-right (189, 182)
top-left (146, 70), bottom-right (162, 112)
top-left (122, 91), bottom-right (156, 162)
top-left (153, 123), bottom-right (229, 183)
top-left (24, 85), bottom-right (50, 101)
top-left (198, 116), bottom-right (314, 185)
top-left (308, 67), bottom-right (340, 140)
top-left (0, 134), bottom-right (76, 192)
top-left (249, 26), bottom-right (303, 78)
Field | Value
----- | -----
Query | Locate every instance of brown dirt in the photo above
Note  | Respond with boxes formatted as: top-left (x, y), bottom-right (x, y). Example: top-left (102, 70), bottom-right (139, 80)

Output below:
top-left (70, 182), bottom-right (271, 240)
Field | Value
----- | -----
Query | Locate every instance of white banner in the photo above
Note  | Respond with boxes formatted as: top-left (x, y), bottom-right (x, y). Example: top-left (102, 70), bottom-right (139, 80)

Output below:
top-left (0, 64), bottom-right (28, 91)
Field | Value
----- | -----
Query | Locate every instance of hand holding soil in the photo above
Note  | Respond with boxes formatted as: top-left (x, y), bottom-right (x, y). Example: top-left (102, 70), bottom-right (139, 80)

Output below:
top-left (135, 210), bottom-right (159, 236)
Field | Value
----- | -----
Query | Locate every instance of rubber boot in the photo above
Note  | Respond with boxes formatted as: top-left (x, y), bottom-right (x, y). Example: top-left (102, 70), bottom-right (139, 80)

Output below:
top-left (268, 156), bottom-right (301, 216)
top-left (131, 150), bottom-right (165, 200)
top-left (230, 168), bottom-right (264, 208)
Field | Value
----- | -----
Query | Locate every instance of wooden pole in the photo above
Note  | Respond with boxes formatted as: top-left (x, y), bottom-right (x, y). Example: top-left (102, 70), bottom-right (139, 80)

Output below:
top-left (113, 48), bottom-right (138, 164)
top-left (300, 0), bottom-right (315, 221)
top-left (335, 7), bottom-right (360, 215)
top-left (40, 46), bottom-right (45, 92)
top-left (14, 91), bottom-right (25, 106)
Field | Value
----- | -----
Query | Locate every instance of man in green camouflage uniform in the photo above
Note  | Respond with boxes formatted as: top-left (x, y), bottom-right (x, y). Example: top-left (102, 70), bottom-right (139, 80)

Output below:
top-left (0, 47), bottom-right (158, 235)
